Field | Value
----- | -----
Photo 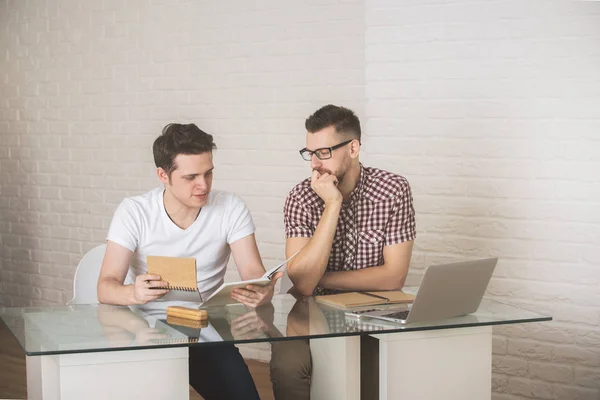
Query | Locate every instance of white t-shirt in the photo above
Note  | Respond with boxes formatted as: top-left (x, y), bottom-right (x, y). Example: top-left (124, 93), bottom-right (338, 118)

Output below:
top-left (106, 187), bottom-right (255, 299)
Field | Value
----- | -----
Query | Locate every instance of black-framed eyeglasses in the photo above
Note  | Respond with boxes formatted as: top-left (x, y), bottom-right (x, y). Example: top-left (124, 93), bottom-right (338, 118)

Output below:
top-left (299, 139), bottom-right (355, 161)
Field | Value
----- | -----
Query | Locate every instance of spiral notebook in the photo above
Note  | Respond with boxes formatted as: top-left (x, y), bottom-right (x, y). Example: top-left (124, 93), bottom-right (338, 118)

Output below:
top-left (198, 250), bottom-right (300, 307)
top-left (147, 255), bottom-right (198, 292)
top-left (315, 291), bottom-right (415, 309)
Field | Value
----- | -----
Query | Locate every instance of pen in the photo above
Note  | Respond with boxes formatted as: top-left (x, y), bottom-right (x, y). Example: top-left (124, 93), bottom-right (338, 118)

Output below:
top-left (358, 291), bottom-right (390, 303)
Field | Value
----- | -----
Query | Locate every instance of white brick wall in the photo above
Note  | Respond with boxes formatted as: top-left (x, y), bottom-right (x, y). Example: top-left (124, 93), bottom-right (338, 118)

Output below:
top-left (366, 1), bottom-right (600, 399)
top-left (1, 0), bottom-right (600, 397)
top-left (0, 0), bottom-right (365, 361)
top-left (0, 0), bottom-right (365, 302)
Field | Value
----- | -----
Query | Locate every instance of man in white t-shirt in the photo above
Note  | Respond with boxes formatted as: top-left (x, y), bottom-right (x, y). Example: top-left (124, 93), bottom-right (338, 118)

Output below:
top-left (98, 123), bottom-right (280, 400)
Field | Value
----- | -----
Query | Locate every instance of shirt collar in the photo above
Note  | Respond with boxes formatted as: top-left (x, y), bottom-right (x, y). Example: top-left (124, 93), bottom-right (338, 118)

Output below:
top-left (348, 163), bottom-right (365, 202)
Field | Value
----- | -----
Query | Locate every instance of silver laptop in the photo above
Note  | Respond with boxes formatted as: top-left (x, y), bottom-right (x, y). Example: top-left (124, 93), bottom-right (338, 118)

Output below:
top-left (346, 258), bottom-right (498, 324)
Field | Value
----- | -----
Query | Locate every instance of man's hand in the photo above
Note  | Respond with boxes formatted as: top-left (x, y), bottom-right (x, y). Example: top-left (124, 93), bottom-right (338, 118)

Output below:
top-left (230, 272), bottom-right (283, 308)
top-left (311, 169), bottom-right (342, 206)
top-left (133, 274), bottom-right (169, 305)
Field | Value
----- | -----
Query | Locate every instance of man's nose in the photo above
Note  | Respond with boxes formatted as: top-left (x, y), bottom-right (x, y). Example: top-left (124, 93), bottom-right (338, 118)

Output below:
top-left (311, 154), bottom-right (321, 170)
top-left (195, 177), bottom-right (207, 190)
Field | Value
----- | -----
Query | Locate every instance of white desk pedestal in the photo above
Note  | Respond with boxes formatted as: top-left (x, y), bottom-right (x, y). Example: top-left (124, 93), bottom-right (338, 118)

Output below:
top-left (310, 336), bottom-right (361, 400)
top-left (26, 347), bottom-right (189, 400)
top-left (309, 326), bottom-right (492, 400)
top-left (371, 326), bottom-right (492, 400)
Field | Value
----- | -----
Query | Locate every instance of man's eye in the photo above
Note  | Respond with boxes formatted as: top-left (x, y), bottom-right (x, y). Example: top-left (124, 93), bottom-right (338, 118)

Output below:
top-left (185, 176), bottom-right (195, 181)
top-left (316, 150), bottom-right (329, 157)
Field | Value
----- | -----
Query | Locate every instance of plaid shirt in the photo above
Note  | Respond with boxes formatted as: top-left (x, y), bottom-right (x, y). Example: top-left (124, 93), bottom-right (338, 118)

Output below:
top-left (284, 164), bottom-right (416, 295)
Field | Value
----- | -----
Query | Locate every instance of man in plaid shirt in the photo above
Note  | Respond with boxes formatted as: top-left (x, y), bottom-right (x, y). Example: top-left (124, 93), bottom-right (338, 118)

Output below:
top-left (270, 105), bottom-right (416, 399)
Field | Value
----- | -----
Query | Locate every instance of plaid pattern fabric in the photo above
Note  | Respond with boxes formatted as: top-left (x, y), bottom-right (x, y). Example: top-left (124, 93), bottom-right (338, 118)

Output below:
top-left (284, 164), bottom-right (416, 295)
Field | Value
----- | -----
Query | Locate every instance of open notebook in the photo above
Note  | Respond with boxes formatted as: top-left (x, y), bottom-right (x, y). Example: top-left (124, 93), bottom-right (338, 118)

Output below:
top-left (146, 250), bottom-right (299, 306)
top-left (199, 250), bottom-right (300, 307)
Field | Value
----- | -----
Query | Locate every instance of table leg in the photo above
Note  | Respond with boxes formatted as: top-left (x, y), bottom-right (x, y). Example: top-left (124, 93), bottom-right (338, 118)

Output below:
top-left (310, 336), bottom-right (361, 400)
top-left (371, 326), bottom-right (492, 400)
top-left (26, 347), bottom-right (189, 400)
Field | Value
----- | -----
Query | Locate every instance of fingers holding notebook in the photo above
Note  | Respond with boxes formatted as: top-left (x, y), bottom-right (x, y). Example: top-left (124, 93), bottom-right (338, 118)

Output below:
top-left (231, 271), bottom-right (284, 308)
top-left (133, 274), bottom-right (170, 304)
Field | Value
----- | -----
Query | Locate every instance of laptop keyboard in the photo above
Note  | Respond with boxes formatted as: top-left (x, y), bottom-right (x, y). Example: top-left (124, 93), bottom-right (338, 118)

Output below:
top-left (383, 310), bottom-right (410, 320)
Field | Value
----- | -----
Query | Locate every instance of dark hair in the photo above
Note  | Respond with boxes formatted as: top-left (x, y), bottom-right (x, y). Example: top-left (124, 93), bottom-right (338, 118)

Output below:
top-left (305, 105), bottom-right (361, 142)
top-left (153, 123), bottom-right (216, 176)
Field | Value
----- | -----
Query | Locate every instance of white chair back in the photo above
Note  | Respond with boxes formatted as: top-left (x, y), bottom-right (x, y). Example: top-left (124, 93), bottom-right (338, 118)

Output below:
top-left (68, 244), bottom-right (134, 305)
top-left (68, 244), bottom-right (107, 305)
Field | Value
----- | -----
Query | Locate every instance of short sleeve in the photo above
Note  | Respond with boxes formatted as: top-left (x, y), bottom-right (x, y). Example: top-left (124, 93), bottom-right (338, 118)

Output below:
top-left (106, 199), bottom-right (141, 252)
top-left (384, 180), bottom-right (417, 246)
top-left (283, 193), bottom-right (314, 238)
top-left (226, 194), bottom-right (256, 244)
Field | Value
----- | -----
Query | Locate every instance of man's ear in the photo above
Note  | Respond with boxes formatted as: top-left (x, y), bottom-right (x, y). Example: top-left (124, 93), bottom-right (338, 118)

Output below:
top-left (157, 168), bottom-right (170, 184)
top-left (349, 139), bottom-right (361, 159)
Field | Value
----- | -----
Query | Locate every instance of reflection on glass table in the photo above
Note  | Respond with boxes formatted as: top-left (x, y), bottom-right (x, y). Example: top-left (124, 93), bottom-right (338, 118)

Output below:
top-left (0, 294), bottom-right (551, 400)
top-left (0, 294), bottom-right (551, 356)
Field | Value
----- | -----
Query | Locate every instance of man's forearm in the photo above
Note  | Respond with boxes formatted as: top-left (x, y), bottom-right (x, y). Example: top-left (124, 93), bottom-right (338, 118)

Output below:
top-left (238, 267), bottom-right (267, 281)
top-left (98, 278), bottom-right (137, 306)
top-left (319, 265), bottom-right (407, 292)
top-left (288, 202), bottom-right (342, 295)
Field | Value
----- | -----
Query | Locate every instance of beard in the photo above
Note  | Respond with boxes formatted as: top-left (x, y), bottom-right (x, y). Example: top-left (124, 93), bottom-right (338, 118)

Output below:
top-left (314, 160), bottom-right (350, 184)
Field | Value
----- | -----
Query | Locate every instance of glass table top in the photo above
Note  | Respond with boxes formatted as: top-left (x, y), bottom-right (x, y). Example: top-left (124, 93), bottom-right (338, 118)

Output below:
top-left (0, 294), bottom-right (551, 356)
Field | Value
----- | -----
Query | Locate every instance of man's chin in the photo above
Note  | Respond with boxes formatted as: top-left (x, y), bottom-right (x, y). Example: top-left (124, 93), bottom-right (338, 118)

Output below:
top-left (191, 194), bottom-right (208, 206)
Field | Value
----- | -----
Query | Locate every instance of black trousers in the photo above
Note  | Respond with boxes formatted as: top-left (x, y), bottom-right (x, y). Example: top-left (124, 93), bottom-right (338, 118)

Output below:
top-left (189, 343), bottom-right (260, 400)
